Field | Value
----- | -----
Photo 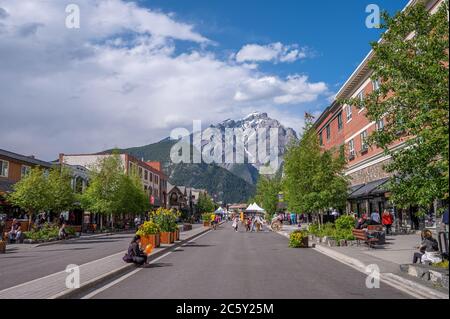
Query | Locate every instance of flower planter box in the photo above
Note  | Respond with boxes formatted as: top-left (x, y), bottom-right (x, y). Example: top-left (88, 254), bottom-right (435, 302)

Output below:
top-left (174, 229), bottom-right (180, 241)
top-left (140, 234), bottom-right (160, 249)
top-left (300, 237), bottom-right (309, 248)
top-left (203, 221), bottom-right (211, 227)
top-left (0, 240), bottom-right (6, 254)
top-left (160, 231), bottom-right (174, 244)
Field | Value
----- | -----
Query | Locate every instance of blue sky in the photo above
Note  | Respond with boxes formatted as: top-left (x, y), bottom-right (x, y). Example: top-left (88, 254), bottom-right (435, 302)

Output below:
top-left (141, 0), bottom-right (409, 110)
top-left (0, 0), bottom-right (410, 159)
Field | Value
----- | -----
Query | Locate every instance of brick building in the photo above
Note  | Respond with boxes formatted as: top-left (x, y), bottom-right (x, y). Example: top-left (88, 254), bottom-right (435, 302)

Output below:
top-left (60, 153), bottom-right (168, 209)
top-left (313, 0), bottom-right (444, 228)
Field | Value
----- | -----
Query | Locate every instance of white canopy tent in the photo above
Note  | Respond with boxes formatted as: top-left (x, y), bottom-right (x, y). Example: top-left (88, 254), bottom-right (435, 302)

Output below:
top-left (245, 203), bottom-right (265, 213)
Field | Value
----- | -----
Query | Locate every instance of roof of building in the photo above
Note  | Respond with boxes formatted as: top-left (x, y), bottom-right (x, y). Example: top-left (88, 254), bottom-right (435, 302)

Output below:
top-left (0, 149), bottom-right (52, 168)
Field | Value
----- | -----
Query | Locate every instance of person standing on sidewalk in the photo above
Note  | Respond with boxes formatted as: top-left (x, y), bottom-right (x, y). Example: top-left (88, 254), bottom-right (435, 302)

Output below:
top-left (382, 210), bottom-right (394, 235)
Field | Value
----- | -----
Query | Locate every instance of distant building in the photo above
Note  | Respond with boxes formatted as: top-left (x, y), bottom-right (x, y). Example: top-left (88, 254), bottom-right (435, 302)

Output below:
top-left (60, 153), bottom-right (168, 209)
top-left (0, 148), bottom-right (52, 218)
top-left (167, 183), bottom-right (207, 217)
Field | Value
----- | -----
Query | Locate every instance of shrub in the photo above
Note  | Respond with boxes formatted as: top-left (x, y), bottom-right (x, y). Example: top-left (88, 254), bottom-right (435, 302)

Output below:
top-left (24, 223), bottom-right (59, 241)
top-left (136, 220), bottom-right (160, 236)
top-left (433, 260), bottom-right (449, 269)
top-left (335, 215), bottom-right (356, 231)
top-left (289, 230), bottom-right (309, 248)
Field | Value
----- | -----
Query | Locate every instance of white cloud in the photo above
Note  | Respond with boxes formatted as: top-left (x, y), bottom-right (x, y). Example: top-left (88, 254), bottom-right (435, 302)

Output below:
top-left (0, 0), bottom-right (328, 159)
top-left (235, 42), bottom-right (307, 64)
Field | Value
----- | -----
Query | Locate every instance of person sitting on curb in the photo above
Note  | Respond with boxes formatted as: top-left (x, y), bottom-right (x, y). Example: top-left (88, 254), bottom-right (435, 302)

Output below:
top-left (413, 229), bottom-right (440, 264)
top-left (124, 235), bottom-right (148, 266)
top-left (7, 219), bottom-right (22, 243)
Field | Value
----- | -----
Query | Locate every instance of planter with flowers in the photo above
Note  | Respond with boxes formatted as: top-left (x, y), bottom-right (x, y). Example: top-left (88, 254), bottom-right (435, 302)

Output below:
top-left (202, 213), bottom-right (213, 227)
top-left (289, 230), bottom-right (309, 248)
top-left (136, 220), bottom-right (160, 248)
top-left (150, 208), bottom-right (177, 245)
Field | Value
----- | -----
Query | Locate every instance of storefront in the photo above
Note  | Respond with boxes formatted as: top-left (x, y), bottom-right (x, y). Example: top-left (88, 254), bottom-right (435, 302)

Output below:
top-left (347, 178), bottom-right (390, 217)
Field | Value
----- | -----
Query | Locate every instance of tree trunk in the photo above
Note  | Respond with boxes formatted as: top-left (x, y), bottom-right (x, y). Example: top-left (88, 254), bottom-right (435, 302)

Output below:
top-left (111, 213), bottom-right (114, 230)
top-left (100, 214), bottom-right (103, 231)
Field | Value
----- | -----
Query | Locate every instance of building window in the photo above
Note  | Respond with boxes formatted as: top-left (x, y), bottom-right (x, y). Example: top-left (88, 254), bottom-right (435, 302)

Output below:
top-left (150, 173), bottom-right (153, 182)
top-left (345, 105), bottom-right (352, 121)
top-left (138, 167), bottom-right (143, 178)
top-left (376, 119), bottom-right (384, 131)
top-left (326, 125), bottom-right (331, 141)
top-left (0, 160), bottom-right (9, 177)
top-left (337, 112), bottom-right (343, 131)
top-left (360, 130), bottom-right (369, 153)
top-left (372, 79), bottom-right (381, 91)
top-left (155, 176), bottom-right (159, 185)
top-left (319, 132), bottom-right (323, 146)
top-left (348, 140), bottom-right (355, 159)
top-left (357, 91), bottom-right (365, 109)
top-left (21, 165), bottom-right (31, 177)
top-left (144, 170), bottom-right (148, 180)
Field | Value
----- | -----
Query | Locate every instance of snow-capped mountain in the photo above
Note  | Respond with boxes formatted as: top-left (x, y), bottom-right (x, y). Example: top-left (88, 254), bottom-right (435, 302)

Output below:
top-left (199, 112), bottom-right (298, 180)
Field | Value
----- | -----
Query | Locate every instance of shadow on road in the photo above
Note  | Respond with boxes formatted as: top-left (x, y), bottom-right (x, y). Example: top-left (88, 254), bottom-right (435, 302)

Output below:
top-left (143, 262), bottom-right (173, 269)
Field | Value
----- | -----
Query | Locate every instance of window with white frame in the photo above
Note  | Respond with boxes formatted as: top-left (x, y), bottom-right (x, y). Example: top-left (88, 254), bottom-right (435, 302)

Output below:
top-left (345, 105), bottom-right (352, 121)
top-left (21, 165), bottom-right (31, 177)
top-left (337, 112), bottom-right (343, 131)
top-left (357, 91), bottom-right (365, 109)
top-left (376, 119), bottom-right (384, 131)
top-left (360, 130), bottom-right (369, 152)
top-left (144, 170), bottom-right (148, 180)
top-left (0, 160), bottom-right (9, 177)
top-left (372, 79), bottom-right (381, 91)
top-left (348, 140), bottom-right (355, 158)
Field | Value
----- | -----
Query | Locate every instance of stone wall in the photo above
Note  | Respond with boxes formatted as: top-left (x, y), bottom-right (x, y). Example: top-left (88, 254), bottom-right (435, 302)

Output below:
top-left (347, 158), bottom-right (393, 186)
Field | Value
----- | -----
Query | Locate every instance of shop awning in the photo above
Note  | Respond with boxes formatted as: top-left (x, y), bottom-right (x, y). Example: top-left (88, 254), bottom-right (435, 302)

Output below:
top-left (348, 184), bottom-right (364, 195)
top-left (348, 178), bottom-right (390, 199)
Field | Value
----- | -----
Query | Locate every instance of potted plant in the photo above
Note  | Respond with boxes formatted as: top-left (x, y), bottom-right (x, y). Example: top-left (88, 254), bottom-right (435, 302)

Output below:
top-left (289, 230), bottom-right (309, 248)
top-left (151, 208), bottom-right (177, 244)
top-left (136, 221), bottom-right (161, 248)
top-left (202, 213), bottom-right (212, 227)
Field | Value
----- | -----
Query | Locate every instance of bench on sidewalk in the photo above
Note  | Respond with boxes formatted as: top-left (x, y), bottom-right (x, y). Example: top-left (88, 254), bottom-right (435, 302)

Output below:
top-left (352, 229), bottom-right (379, 248)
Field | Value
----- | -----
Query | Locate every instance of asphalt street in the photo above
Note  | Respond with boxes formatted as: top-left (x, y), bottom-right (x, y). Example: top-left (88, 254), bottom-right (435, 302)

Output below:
top-left (0, 232), bottom-right (134, 290)
top-left (86, 223), bottom-right (411, 299)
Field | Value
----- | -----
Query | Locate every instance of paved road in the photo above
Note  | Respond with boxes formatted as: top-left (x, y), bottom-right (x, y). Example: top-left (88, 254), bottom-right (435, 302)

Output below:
top-left (87, 224), bottom-right (411, 299)
top-left (0, 232), bottom-right (135, 290)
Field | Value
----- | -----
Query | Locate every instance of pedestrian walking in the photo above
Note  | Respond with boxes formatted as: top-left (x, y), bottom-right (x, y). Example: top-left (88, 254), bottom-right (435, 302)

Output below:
top-left (382, 210), bottom-right (394, 235)
top-left (232, 216), bottom-right (239, 232)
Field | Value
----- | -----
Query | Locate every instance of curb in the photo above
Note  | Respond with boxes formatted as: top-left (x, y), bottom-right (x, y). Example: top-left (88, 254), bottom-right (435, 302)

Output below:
top-left (52, 226), bottom-right (213, 299)
top-left (34, 230), bottom-right (137, 248)
top-left (276, 230), bottom-right (449, 300)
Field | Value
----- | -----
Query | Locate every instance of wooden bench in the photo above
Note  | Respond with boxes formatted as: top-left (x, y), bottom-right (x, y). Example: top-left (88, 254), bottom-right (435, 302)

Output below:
top-left (352, 229), bottom-right (379, 248)
top-left (2, 220), bottom-right (32, 242)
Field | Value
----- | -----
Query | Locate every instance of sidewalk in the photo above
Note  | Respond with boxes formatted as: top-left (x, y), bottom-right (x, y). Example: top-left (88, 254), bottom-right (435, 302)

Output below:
top-left (277, 225), bottom-right (449, 299)
top-left (0, 224), bottom-right (209, 299)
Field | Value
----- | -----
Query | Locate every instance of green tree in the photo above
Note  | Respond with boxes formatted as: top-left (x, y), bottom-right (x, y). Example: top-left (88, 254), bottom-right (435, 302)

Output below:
top-left (47, 167), bottom-right (76, 215)
top-left (80, 153), bottom-right (124, 229)
top-left (345, 2), bottom-right (449, 213)
top-left (283, 118), bottom-right (348, 227)
top-left (255, 175), bottom-right (282, 214)
top-left (116, 171), bottom-right (150, 215)
top-left (197, 192), bottom-right (215, 214)
top-left (7, 167), bottom-right (51, 230)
